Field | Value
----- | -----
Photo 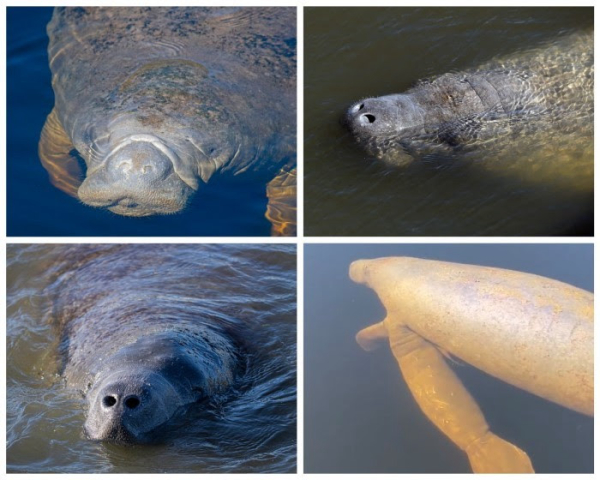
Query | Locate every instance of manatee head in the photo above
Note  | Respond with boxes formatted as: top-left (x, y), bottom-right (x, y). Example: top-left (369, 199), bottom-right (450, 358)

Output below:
top-left (71, 60), bottom-right (251, 217)
top-left (84, 367), bottom-right (185, 444)
top-left (77, 134), bottom-right (198, 216)
top-left (343, 94), bottom-right (425, 165)
top-left (82, 331), bottom-right (238, 445)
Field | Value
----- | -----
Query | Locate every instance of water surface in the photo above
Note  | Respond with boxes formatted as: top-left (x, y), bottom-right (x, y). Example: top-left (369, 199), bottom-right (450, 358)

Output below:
top-left (7, 7), bottom-right (290, 236)
top-left (7, 244), bottom-right (297, 473)
top-left (304, 7), bottom-right (593, 236)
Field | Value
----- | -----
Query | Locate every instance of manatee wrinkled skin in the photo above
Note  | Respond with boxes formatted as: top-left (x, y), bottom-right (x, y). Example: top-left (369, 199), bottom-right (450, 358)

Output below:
top-left (343, 32), bottom-right (593, 166)
top-left (39, 7), bottom-right (296, 234)
top-left (350, 256), bottom-right (593, 473)
top-left (49, 246), bottom-right (241, 445)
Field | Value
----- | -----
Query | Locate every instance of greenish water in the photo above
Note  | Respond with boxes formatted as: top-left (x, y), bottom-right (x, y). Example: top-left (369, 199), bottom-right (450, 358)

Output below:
top-left (304, 7), bottom-right (593, 236)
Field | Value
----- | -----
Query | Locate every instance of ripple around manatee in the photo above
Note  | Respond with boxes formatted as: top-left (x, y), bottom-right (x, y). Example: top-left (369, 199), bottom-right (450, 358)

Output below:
top-left (6, 7), bottom-right (297, 236)
top-left (6, 244), bottom-right (297, 473)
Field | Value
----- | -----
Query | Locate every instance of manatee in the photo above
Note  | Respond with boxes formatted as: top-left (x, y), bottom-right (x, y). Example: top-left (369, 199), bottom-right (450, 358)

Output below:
top-left (349, 257), bottom-right (593, 473)
top-left (46, 245), bottom-right (250, 445)
top-left (38, 7), bottom-right (296, 235)
top-left (343, 31), bottom-right (593, 168)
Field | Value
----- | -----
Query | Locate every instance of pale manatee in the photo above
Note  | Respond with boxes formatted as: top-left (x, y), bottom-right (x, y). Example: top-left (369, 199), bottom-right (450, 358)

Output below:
top-left (39, 7), bottom-right (296, 235)
top-left (343, 31), bottom-right (593, 172)
top-left (349, 257), bottom-right (593, 473)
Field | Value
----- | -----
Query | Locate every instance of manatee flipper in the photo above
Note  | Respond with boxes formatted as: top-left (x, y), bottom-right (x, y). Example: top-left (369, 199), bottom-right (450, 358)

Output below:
top-left (464, 431), bottom-right (534, 473)
top-left (356, 320), bottom-right (388, 351)
top-left (38, 108), bottom-right (82, 197)
top-left (362, 320), bottom-right (534, 473)
top-left (266, 167), bottom-right (296, 236)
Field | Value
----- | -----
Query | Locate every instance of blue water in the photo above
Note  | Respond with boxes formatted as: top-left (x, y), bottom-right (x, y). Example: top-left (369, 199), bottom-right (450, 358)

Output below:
top-left (7, 244), bottom-right (297, 473)
top-left (6, 7), bottom-right (277, 236)
top-left (304, 244), bottom-right (593, 473)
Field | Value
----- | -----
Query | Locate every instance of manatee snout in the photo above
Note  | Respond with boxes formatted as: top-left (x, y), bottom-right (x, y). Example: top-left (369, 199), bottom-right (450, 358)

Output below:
top-left (343, 94), bottom-right (423, 162)
top-left (78, 139), bottom-right (195, 216)
top-left (106, 144), bottom-right (173, 183)
top-left (84, 369), bottom-right (182, 445)
top-left (349, 259), bottom-right (371, 285)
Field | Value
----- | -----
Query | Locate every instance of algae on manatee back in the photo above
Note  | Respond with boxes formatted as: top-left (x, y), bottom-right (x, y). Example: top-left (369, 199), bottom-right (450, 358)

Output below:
top-left (39, 7), bottom-right (296, 235)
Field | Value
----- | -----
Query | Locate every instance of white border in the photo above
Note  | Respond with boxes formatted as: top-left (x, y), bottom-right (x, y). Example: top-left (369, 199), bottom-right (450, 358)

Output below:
top-left (2, 1), bottom-right (597, 479)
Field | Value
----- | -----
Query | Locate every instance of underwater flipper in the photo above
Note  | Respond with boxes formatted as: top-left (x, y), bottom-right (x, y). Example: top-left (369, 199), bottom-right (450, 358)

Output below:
top-left (266, 167), bottom-right (296, 237)
top-left (356, 320), bottom-right (388, 351)
top-left (38, 107), bottom-right (82, 197)
top-left (358, 321), bottom-right (535, 473)
top-left (465, 431), bottom-right (534, 473)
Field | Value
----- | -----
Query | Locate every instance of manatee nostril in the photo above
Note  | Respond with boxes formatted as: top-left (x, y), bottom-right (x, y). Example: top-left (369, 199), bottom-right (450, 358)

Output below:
top-left (361, 113), bottom-right (376, 124)
top-left (124, 396), bottom-right (141, 409)
top-left (142, 165), bottom-right (153, 174)
top-left (103, 395), bottom-right (117, 408)
top-left (350, 102), bottom-right (365, 114)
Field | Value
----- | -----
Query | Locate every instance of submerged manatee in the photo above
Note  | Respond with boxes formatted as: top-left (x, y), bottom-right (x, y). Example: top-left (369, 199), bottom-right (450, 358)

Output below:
top-left (343, 32), bottom-right (593, 168)
top-left (39, 7), bottom-right (296, 235)
top-left (37, 244), bottom-right (297, 447)
top-left (349, 257), bottom-right (593, 473)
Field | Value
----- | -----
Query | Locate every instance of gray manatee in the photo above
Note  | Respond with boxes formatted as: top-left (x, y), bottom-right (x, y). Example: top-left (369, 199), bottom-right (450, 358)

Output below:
top-left (39, 7), bottom-right (296, 235)
top-left (343, 31), bottom-right (593, 167)
top-left (47, 245), bottom-right (245, 444)
top-left (350, 257), bottom-right (593, 473)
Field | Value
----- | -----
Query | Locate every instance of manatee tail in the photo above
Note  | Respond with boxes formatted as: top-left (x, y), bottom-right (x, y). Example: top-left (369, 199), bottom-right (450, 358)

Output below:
top-left (465, 432), bottom-right (534, 473)
top-left (266, 167), bottom-right (296, 236)
top-left (356, 321), bottom-right (389, 351)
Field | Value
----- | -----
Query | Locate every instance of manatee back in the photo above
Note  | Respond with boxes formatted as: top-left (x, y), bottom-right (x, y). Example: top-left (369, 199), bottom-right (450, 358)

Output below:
top-left (473, 31), bottom-right (593, 134)
top-left (410, 31), bottom-right (593, 147)
top-left (45, 245), bottom-right (243, 392)
top-left (353, 257), bottom-right (593, 416)
top-left (46, 7), bottom-right (296, 176)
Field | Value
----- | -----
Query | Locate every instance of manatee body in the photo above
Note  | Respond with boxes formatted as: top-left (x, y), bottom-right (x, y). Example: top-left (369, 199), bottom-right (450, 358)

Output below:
top-left (350, 257), bottom-right (593, 473)
top-left (48, 245), bottom-right (244, 444)
top-left (39, 7), bottom-right (296, 234)
top-left (344, 32), bottom-right (593, 166)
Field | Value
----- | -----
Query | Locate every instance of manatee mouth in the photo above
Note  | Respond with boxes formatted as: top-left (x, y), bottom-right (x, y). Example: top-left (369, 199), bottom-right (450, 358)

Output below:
top-left (78, 135), bottom-right (197, 216)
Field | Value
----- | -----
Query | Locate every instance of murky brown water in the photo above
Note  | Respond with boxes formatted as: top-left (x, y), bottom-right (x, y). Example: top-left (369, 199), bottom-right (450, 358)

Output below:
top-left (304, 7), bottom-right (593, 236)
top-left (7, 244), bottom-right (297, 473)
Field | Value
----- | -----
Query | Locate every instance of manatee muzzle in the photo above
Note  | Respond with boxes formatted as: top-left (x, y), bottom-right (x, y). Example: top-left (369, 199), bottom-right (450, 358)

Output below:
top-left (349, 259), bottom-right (372, 285)
top-left (343, 95), bottom-right (425, 163)
top-left (84, 368), bottom-right (183, 445)
top-left (78, 135), bottom-right (197, 216)
top-left (345, 95), bottom-right (424, 135)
